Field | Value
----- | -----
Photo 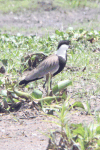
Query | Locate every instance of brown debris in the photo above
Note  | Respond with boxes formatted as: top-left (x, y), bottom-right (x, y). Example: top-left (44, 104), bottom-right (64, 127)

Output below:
top-left (0, 66), bottom-right (5, 74)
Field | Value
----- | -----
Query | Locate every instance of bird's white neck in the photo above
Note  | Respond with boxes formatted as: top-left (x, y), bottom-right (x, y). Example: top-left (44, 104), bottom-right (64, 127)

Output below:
top-left (56, 44), bottom-right (68, 60)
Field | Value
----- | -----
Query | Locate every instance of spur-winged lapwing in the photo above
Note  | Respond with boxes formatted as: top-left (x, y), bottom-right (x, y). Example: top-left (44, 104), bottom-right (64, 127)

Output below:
top-left (19, 40), bottom-right (70, 85)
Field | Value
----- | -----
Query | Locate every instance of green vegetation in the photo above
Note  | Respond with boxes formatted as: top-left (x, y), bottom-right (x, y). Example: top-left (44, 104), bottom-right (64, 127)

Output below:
top-left (47, 101), bottom-right (100, 149)
top-left (54, 0), bottom-right (99, 8)
top-left (0, 28), bottom-right (100, 149)
top-left (0, 0), bottom-right (100, 13)
top-left (0, 0), bottom-right (38, 13)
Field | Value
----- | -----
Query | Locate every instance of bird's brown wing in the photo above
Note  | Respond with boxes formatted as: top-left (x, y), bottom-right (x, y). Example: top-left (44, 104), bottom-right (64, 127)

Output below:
top-left (25, 54), bottom-right (59, 81)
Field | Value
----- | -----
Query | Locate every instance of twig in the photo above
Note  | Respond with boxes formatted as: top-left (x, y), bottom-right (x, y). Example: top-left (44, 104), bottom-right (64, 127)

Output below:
top-left (25, 52), bottom-right (48, 60)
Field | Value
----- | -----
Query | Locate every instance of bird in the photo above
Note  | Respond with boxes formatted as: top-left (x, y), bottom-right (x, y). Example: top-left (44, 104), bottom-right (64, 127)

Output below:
top-left (19, 40), bottom-right (70, 86)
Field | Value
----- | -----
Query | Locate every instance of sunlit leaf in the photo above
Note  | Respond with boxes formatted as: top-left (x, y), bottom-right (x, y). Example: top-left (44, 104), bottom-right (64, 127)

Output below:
top-left (31, 89), bottom-right (42, 99)
top-left (14, 89), bottom-right (34, 101)
top-left (71, 123), bottom-right (83, 129)
top-left (97, 139), bottom-right (100, 146)
top-left (53, 80), bottom-right (72, 94)
top-left (62, 91), bottom-right (67, 99)
top-left (96, 126), bottom-right (100, 134)
top-left (73, 126), bottom-right (85, 137)
top-left (72, 101), bottom-right (85, 109)
top-left (0, 80), bottom-right (3, 86)
top-left (79, 28), bottom-right (84, 33)
top-left (13, 98), bottom-right (20, 103)
top-left (95, 148), bottom-right (100, 150)
top-left (55, 30), bottom-right (64, 36)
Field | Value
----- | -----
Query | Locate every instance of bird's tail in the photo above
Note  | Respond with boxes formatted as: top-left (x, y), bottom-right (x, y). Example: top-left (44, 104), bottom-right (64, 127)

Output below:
top-left (19, 79), bottom-right (29, 86)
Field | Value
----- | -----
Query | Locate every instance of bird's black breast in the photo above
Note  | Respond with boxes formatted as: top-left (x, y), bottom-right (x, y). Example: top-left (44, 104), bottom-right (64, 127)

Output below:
top-left (53, 56), bottom-right (66, 76)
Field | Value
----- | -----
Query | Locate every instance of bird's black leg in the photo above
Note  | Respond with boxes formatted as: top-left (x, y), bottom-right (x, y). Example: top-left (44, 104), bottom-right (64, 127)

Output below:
top-left (43, 80), bottom-right (46, 89)
top-left (50, 80), bottom-right (52, 89)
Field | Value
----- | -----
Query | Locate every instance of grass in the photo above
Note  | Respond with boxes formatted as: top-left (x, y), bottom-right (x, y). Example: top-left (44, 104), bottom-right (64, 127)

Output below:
top-left (0, 28), bottom-right (100, 149)
top-left (0, 0), bottom-right (100, 13)
top-left (54, 0), bottom-right (99, 8)
top-left (0, 25), bottom-right (57, 37)
top-left (0, 0), bottom-right (38, 13)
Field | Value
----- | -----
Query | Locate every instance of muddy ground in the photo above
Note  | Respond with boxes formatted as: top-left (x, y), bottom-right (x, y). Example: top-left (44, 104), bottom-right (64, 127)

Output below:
top-left (0, 3), bottom-right (100, 150)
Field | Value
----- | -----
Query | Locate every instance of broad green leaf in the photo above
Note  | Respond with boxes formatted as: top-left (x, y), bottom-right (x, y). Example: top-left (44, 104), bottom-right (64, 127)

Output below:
top-left (14, 89), bottom-right (34, 101)
top-left (7, 97), bottom-right (13, 103)
top-left (13, 98), bottom-right (20, 103)
top-left (52, 80), bottom-right (72, 94)
top-left (31, 89), bottom-right (42, 99)
top-left (0, 80), bottom-right (3, 86)
top-left (55, 30), bottom-right (64, 36)
top-left (62, 91), bottom-right (67, 99)
top-left (72, 101), bottom-right (85, 109)
top-left (95, 148), bottom-right (100, 150)
top-left (73, 126), bottom-right (85, 137)
top-left (96, 126), bottom-right (100, 134)
top-left (71, 123), bottom-right (83, 128)
top-left (79, 28), bottom-right (84, 33)
top-left (97, 140), bottom-right (100, 146)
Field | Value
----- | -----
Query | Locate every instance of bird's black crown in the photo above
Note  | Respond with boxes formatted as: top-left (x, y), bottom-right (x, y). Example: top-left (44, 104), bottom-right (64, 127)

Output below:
top-left (57, 40), bottom-right (71, 49)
